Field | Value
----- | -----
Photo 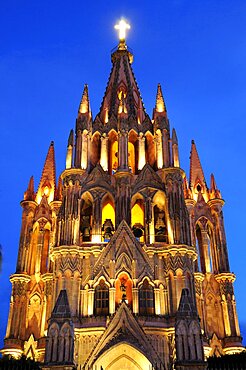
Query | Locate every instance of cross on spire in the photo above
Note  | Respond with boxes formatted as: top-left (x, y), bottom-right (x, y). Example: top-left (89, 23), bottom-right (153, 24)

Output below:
top-left (114, 19), bottom-right (130, 43)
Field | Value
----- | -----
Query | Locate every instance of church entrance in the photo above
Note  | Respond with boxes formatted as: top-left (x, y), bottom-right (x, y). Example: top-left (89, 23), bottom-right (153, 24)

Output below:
top-left (93, 342), bottom-right (153, 370)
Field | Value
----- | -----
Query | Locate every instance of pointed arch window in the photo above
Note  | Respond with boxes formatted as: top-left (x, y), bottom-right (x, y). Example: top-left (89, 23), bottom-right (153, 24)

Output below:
top-left (94, 280), bottom-right (109, 315)
top-left (139, 279), bottom-right (155, 315)
top-left (80, 197), bottom-right (93, 242)
top-left (195, 222), bottom-right (214, 273)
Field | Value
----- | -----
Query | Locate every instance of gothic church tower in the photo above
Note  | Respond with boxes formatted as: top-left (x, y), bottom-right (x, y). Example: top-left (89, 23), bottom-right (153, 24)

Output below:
top-left (2, 21), bottom-right (243, 369)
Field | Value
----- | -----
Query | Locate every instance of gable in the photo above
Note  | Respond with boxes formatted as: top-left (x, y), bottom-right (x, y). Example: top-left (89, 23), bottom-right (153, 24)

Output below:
top-left (91, 220), bottom-right (154, 282)
top-left (132, 163), bottom-right (165, 195)
top-left (85, 302), bottom-right (163, 368)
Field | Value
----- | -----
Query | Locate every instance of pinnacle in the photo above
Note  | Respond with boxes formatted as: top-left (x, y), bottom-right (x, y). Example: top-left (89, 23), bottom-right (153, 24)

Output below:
top-left (172, 128), bottom-right (178, 144)
top-left (210, 173), bottom-right (217, 191)
top-left (36, 141), bottom-right (56, 204)
top-left (189, 140), bottom-right (206, 188)
top-left (24, 176), bottom-right (35, 201)
top-left (155, 83), bottom-right (166, 113)
top-left (78, 84), bottom-right (90, 114)
top-left (67, 129), bottom-right (74, 146)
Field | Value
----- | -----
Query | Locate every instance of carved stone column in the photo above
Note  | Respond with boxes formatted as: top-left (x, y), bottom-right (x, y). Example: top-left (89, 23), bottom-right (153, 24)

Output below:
top-left (115, 175), bottom-right (131, 227)
top-left (156, 129), bottom-right (163, 169)
top-left (88, 288), bottom-right (94, 316)
top-left (132, 287), bottom-right (139, 314)
top-left (118, 130), bottom-right (129, 171)
top-left (100, 134), bottom-right (109, 171)
top-left (81, 130), bottom-right (88, 169)
top-left (138, 132), bottom-right (146, 170)
top-left (154, 288), bottom-right (161, 315)
top-left (91, 190), bottom-right (104, 243)
top-left (109, 287), bottom-right (116, 314)
top-left (162, 128), bottom-right (170, 167)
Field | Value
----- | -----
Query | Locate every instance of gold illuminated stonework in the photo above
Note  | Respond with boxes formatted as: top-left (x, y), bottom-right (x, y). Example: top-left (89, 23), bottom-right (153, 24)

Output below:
top-left (1, 23), bottom-right (243, 370)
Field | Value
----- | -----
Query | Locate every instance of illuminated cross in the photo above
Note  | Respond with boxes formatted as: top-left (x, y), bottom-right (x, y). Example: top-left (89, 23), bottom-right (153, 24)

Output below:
top-left (114, 19), bottom-right (131, 43)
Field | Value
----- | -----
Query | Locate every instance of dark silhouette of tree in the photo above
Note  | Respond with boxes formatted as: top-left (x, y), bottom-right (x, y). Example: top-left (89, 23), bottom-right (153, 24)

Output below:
top-left (207, 351), bottom-right (246, 369)
top-left (0, 355), bottom-right (40, 370)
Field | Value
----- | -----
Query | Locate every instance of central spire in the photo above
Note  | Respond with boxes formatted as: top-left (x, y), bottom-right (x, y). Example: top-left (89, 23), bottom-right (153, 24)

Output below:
top-left (94, 20), bottom-right (149, 126)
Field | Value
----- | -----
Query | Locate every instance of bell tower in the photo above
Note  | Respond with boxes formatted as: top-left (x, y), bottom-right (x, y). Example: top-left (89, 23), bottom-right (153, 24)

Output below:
top-left (2, 20), bottom-right (243, 369)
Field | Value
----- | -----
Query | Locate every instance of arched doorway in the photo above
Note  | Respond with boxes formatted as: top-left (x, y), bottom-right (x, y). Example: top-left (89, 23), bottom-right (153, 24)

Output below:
top-left (93, 342), bottom-right (153, 370)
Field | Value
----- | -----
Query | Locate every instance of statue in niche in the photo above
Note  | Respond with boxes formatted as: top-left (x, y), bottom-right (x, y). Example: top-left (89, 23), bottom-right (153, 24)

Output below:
top-left (120, 278), bottom-right (127, 302)
top-left (154, 206), bottom-right (168, 242)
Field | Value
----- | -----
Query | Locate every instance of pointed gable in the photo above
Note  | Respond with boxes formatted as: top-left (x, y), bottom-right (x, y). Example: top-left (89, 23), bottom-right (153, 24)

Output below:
top-left (194, 191), bottom-right (213, 223)
top-left (91, 220), bottom-right (154, 282)
top-left (34, 194), bottom-right (51, 222)
top-left (85, 302), bottom-right (163, 368)
top-left (177, 288), bottom-right (198, 319)
top-left (132, 163), bottom-right (165, 194)
top-left (51, 290), bottom-right (71, 319)
top-left (83, 164), bottom-right (113, 193)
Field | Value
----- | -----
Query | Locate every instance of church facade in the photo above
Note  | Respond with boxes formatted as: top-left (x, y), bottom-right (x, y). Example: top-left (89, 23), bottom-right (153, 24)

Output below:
top-left (2, 24), bottom-right (243, 369)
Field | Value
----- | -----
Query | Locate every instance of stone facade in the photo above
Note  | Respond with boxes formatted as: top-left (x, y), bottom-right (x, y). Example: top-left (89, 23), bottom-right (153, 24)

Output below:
top-left (2, 36), bottom-right (243, 369)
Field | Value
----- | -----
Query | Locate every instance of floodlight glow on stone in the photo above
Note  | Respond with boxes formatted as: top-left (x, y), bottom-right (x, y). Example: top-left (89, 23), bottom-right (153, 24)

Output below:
top-left (114, 19), bottom-right (130, 42)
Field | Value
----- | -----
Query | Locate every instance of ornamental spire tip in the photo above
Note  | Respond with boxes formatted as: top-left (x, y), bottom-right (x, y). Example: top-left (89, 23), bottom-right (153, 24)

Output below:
top-left (114, 19), bottom-right (130, 49)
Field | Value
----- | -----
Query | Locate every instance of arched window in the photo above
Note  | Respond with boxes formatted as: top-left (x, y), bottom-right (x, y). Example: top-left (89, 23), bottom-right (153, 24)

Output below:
top-left (128, 142), bottom-right (135, 174)
top-left (80, 195), bottom-right (93, 242)
top-left (115, 273), bottom-right (133, 307)
top-left (196, 222), bottom-right (213, 273)
top-left (128, 130), bottom-right (138, 174)
top-left (94, 280), bottom-right (109, 315)
top-left (139, 279), bottom-right (155, 315)
top-left (110, 139), bottom-right (118, 174)
top-left (131, 198), bottom-right (144, 242)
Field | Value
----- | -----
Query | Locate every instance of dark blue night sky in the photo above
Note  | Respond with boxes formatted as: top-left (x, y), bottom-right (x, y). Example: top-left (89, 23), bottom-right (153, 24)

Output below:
top-left (0, 1), bottom-right (246, 347)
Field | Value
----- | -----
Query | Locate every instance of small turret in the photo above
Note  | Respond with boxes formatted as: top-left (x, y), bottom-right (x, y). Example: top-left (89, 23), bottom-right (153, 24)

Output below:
top-left (78, 84), bottom-right (91, 116)
top-left (24, 176), bottom-right (35, 201)
top-left (210, 173), bottom-right (222, 199)
top-left (183, 176), bottom-right (192, 199)
top-left (74, 85), bottom-right (91, 169)
top-left (172, 128), bottom-right (180, 167)
top-left (155, 83), bottom-right (167, 114)
top-left (44, 290), bottom-right (75, 368)
top-left (189, 140), bottom-right (207, 192)
top-left (175, 288), bottom-right (206, 370)
top-left (54, 175), bottom-right (63, 201)
top-left (66, 129), bottom-right (74, 169)
top-left (36, 141), bottom-right (56, 204)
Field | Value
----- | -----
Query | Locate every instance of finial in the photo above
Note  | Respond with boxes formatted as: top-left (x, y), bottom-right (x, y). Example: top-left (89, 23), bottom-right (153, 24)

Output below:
top-left (155, 83), bottom-right (166, 113)
top-left (79, 84), bottom-right (90, 114)
top-left (114, 19), bottom-right (130, 48)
